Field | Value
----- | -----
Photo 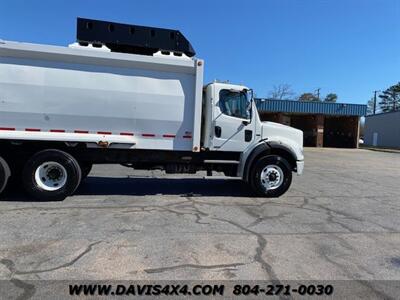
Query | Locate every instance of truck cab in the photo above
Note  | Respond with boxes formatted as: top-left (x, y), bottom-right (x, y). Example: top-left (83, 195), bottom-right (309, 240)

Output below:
top-left (202, 82), bottom-right (304, 196)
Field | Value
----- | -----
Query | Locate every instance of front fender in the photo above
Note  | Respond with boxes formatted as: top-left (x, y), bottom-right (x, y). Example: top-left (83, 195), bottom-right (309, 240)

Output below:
top-left (239, 138), bottom-right (303, 182)
top-left (239, 140), bottom-right (271, 182)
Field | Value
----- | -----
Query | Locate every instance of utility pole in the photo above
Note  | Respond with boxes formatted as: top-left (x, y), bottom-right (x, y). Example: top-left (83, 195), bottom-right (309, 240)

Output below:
top-left (373, 90), bottom-right (380, 114)
top-left (315, 88), bottom-right (321, 101)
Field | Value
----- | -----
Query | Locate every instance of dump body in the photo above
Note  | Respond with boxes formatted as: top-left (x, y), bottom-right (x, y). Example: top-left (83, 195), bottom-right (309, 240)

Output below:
top-left (0, 40), bottom-right (204, 151)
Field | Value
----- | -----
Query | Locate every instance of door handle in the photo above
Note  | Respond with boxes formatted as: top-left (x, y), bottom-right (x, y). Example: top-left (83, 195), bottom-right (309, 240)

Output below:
top-left (215, 126), bottom-right (221, 137)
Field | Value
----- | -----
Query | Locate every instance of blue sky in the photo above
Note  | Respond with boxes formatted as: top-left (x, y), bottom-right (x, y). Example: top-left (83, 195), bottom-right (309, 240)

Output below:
top-left (0, 0), bottom-right (399, 104)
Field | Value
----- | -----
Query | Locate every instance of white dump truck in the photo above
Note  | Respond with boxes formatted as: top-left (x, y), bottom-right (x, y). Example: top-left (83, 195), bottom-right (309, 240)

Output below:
top-left (0, 18), bottom-right (304, 200)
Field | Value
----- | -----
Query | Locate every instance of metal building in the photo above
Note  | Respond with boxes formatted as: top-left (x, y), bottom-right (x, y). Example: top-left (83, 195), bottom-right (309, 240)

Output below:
top-left (364, 111), bottom-right (400, 148)
top-left (255, 99), bottom-right (367, 148)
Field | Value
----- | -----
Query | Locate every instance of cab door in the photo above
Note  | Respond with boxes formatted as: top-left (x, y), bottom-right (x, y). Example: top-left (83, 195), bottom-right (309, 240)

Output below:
top-left (211, 86), bottom-right (254, 151)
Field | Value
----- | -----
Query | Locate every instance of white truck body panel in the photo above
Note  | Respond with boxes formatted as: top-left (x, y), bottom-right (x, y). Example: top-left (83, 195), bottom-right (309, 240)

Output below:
top-left (261, 121), bottom-right (304, 162)
top-left (0, 40), bottom-right (204, 151)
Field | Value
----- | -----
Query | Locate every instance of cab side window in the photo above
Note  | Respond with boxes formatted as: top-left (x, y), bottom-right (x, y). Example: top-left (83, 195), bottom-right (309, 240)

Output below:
top-left (219, 90), bottom-right (249, 119)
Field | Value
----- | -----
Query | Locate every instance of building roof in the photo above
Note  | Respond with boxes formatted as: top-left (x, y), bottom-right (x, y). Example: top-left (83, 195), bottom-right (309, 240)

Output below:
top-left (365, 110), bottom-right (400, 118)
top-left (255, 98), bottom-right (367, 117)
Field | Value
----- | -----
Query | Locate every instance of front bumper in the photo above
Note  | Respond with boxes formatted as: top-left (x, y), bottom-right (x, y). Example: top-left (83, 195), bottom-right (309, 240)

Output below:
top-left (296, 160), bottom-right (304, 175)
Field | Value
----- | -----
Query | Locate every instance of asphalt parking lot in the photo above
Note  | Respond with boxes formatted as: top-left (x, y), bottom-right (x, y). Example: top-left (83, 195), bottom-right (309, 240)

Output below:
top-left (1, 148), bottom-right (400, 285)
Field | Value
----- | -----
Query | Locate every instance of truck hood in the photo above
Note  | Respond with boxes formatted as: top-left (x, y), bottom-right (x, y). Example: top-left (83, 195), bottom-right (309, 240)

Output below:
top-left (261, 121), bottom-right (304, 161)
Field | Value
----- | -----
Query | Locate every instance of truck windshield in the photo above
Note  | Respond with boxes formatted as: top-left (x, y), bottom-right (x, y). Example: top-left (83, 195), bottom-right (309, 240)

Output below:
top-left (219, 90), bottom-right (250, 119)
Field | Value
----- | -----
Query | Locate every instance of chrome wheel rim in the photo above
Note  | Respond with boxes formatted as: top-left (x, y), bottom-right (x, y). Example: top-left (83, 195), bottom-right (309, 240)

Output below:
top-left (34, 161), bottom-right (67, 191)
top-left (260, 164), bottom-right (284, 190)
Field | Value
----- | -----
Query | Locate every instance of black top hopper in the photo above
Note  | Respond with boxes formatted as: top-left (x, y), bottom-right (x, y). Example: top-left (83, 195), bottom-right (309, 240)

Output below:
top-left (76, 18), bottom-right (196, 57)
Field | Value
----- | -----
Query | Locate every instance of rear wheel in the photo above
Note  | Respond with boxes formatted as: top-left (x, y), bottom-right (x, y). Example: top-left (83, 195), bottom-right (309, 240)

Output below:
top-left (249, 155), bottom-right (292, 197)
top-left (0, 156), bottom-right (11, 194)
top-left (5, 159), bottom-right (25, 190)
top-left (22, 149), bottom-right (82, 201)
top-left (80, 162), bottom-right (93, 180)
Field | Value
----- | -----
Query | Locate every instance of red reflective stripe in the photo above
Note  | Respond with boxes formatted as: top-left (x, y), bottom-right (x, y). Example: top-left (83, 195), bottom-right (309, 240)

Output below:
top-left (50, 129), bottom-right (65, 133)
top-left (142, 133), bottom-right (155, 137)
top-left (183, 135), bottom-right (192, 139)
top-left (163, 134), bottom-right (176, 138)
top-left (25, 128), bottom-right (41, 132)
top-left (74, 130), bottom-right (89, 134)
top-left (120, 132), bottom-right (134, 136)
top-left (0, 127), bottom-right (15, 131)
top-left (98, 131), bottom-right (112, 135)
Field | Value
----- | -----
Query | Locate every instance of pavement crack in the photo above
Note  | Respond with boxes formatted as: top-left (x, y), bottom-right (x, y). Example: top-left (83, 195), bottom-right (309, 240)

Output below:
top-left (0, 202), bottom-right (191, 213)
top-left (0, 241), bottom-right (101, 275)
top-left (0, 258), bottom-right (17, 275)
top-left (212, 217), bottom-right (279, 281)
top-left (10, 278), bottom-right (36, 300)
top-left (187, 198), bottom-right (210, 225)
top-left (319, 245), bottom-right (395, 299)
top-left (247, 210), bottom-right (291, 228)
top-left (310, 203), bottom-right (397, 233)
top-left (310, 203), bottom-right (359, 232)
top-left (160, 197), bottom-right (210, 225)
top-left (144, 262), bottom-right (245, 274)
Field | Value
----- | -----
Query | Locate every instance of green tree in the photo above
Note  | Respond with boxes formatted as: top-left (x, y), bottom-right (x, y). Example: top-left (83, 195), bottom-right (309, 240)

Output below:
top-left (324, 93), bottom-right (338, 103)
top-left (298, 93), bottom-right (320, 102)
top-left (378, 82), bottom-right (400, 112)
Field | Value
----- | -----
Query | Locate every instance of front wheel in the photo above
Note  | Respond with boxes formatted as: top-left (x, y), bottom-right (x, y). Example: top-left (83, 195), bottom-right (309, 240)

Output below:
top-left (22, 149), bottom-right (82, 201)
top-left (249, 155), bottom-right (292, 197)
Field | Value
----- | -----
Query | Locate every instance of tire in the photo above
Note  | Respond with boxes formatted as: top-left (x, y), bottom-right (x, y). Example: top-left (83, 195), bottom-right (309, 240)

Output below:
top-left (249, 155), bottom-right (292, 197)
top-left (0, 156), bottom-right (11, 194)
top-left (22, 149), bottom-right (82, 201)
top-left (80, 162), bottom-right (93, 180)
top-left (5, 158), bottom-right (25, 190)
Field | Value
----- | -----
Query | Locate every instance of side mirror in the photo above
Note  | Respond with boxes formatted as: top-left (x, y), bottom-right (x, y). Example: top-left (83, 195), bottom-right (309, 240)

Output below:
top-left (245, 89), bottom-right (254, 102)
top-left (242, 120), bottom-right (250, 126)
top-left (244, 88), bottom-right (253, 121)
